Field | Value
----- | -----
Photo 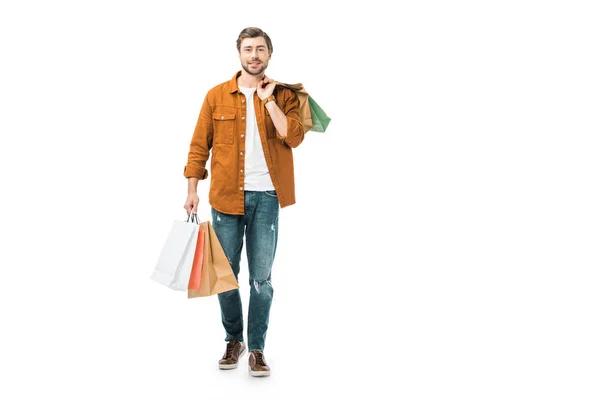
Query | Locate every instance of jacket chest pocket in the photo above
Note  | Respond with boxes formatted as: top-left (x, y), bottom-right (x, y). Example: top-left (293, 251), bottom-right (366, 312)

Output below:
top-left (212, 112), bottom-right (236, 144)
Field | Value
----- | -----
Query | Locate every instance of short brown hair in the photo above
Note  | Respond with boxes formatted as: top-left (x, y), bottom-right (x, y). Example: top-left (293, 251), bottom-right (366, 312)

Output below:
top-left (236, 27), bottom-right (273, 54)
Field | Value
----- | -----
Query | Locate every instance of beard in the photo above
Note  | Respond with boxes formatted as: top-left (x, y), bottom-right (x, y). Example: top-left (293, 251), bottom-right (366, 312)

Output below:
top-left (242, 60), bottom-right (267, 76)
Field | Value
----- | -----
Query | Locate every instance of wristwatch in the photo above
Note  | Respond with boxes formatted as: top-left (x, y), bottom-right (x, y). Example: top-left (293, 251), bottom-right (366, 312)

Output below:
top-left (262, 95), bottom-right (275, 106)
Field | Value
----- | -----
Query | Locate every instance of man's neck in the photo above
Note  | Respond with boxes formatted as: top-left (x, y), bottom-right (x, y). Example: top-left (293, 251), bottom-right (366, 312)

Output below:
top-left (237, 71), bottom-right (264, 89)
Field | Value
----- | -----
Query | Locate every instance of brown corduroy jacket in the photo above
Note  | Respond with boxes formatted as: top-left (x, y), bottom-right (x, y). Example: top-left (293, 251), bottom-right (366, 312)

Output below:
top-left (184, 71), bottom-right (305, 215)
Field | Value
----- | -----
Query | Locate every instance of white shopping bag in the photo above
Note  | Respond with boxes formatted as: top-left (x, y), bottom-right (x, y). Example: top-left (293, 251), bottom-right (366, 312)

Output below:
top-left (151, 214), bottom-right (200, 291)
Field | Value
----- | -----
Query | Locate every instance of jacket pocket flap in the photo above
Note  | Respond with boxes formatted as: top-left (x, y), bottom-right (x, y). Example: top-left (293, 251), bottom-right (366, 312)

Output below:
top-left (213, 113), bottom-right (236, 121)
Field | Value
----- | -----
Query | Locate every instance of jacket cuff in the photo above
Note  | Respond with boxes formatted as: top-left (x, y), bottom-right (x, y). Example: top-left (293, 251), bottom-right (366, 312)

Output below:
top-left (276, 119), bottom-right (302, 142)
top-left (183, 166), bottom-right (208, 179)
top-left (275, 131), bottom-right (287, 141)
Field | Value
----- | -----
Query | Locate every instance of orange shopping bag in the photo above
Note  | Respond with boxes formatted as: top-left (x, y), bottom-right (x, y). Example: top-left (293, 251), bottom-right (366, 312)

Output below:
top-left (188, 221), bottom-right (239, 298)
top-left (187, 225), bottom-right (205, 291)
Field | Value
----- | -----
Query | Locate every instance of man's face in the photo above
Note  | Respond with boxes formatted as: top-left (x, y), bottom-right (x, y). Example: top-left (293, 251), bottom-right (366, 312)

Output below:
top-left (239, 37), bottom-right (271, 76)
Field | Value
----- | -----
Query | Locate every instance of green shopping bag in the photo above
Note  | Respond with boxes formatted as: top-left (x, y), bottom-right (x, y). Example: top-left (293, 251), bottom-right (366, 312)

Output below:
top-left (275, 81), bottom-right (331, 133)
top-left (307, 95), bottom-right (331, 133)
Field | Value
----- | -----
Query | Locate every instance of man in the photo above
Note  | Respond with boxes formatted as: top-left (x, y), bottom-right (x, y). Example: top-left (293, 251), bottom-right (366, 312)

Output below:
top-left (183, 27), bottom-right (305, 377)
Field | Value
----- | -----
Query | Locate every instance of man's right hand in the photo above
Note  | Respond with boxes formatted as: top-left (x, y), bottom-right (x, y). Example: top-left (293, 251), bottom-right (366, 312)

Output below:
top-left (184, 193), bottom-right (199, 216)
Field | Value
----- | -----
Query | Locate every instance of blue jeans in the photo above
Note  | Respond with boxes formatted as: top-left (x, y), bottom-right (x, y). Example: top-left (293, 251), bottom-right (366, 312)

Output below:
top-left (211, 190), bottom-right (279, 352)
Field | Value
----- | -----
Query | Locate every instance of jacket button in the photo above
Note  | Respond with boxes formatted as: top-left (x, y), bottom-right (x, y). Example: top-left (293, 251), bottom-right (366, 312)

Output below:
top-left (221, 116), bottom-right (224, 119)
top-left (239, 187), bottom-right (243, 191)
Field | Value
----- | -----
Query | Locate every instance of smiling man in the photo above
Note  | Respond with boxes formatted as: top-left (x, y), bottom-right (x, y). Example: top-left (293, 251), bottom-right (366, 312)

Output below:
top-left (183, 27), bottom-right (305, 377)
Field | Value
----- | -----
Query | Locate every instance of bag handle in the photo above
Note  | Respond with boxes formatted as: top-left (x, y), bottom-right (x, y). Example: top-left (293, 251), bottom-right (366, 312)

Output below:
top-left (186, 213), bottom-right (200, 224)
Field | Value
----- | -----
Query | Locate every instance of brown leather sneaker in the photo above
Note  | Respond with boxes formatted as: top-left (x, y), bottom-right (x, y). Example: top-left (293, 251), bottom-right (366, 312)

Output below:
top-left (248, 350), bottom-right (271, 377)
top-left (218, 340), bottom-right (246, 370)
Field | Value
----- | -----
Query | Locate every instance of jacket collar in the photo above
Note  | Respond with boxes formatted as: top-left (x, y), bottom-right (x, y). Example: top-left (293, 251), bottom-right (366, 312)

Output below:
top-left (228, 71), bottom-right (242, 94)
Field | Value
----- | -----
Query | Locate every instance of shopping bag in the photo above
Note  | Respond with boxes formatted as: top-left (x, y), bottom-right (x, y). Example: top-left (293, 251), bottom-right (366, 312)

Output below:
top-left (307, 95), bottom-right (331, 132)
top-left (275, 81), bottom-right (331, 133)
top-left (187, 225), bottom-right (205, 290)
top-left (150, 214), bottom-right (200, 291)
top-left (188, 221), bottom-right (239, 298)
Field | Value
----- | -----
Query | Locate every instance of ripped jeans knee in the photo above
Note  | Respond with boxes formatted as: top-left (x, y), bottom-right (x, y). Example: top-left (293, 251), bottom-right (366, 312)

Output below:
top-left (250, 278), bottom-right (273, 295)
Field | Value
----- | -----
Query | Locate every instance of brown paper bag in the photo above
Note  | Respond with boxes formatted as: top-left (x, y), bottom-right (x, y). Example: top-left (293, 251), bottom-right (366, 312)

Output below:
top-left (274, 81), bottom-right (314, 133)
top-left (187, 221), bottom-right (239, 298)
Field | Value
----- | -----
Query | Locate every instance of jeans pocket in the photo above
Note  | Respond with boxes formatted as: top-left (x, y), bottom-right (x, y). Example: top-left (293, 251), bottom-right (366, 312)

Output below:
top-left (264, 190), bottom-right (278, 198)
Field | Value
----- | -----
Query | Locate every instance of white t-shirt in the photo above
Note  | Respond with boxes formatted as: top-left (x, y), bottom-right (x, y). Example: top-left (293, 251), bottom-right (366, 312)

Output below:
top-left (239, 86), bottom-right (275, 191)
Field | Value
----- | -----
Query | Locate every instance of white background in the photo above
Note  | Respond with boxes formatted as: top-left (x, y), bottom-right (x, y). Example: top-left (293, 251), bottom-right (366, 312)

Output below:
top-left (1, 0), bottom-right (599, 399)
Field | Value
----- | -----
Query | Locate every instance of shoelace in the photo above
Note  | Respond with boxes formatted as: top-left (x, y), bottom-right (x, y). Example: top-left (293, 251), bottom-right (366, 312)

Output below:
top-left (253, 351), bottom-right (265, 365)
top-left (225, 342), bottom-right (236, 358)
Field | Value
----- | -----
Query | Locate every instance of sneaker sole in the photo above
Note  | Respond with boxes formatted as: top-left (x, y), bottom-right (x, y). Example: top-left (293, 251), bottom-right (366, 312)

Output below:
top-left (218, 346), bottom-right (246, 370)
top-left (249, 368), bottom-right (271, 377)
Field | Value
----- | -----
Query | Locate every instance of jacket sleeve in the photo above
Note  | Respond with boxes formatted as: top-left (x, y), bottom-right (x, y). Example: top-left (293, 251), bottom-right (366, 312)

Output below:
top-left (275, 89), bottom-right (305, 148)
top-left (183, 95), bottom-right (213, 179)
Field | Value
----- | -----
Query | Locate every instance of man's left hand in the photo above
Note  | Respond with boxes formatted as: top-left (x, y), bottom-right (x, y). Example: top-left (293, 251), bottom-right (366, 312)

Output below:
top-left (257, 76), bottom-right (276, 100)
